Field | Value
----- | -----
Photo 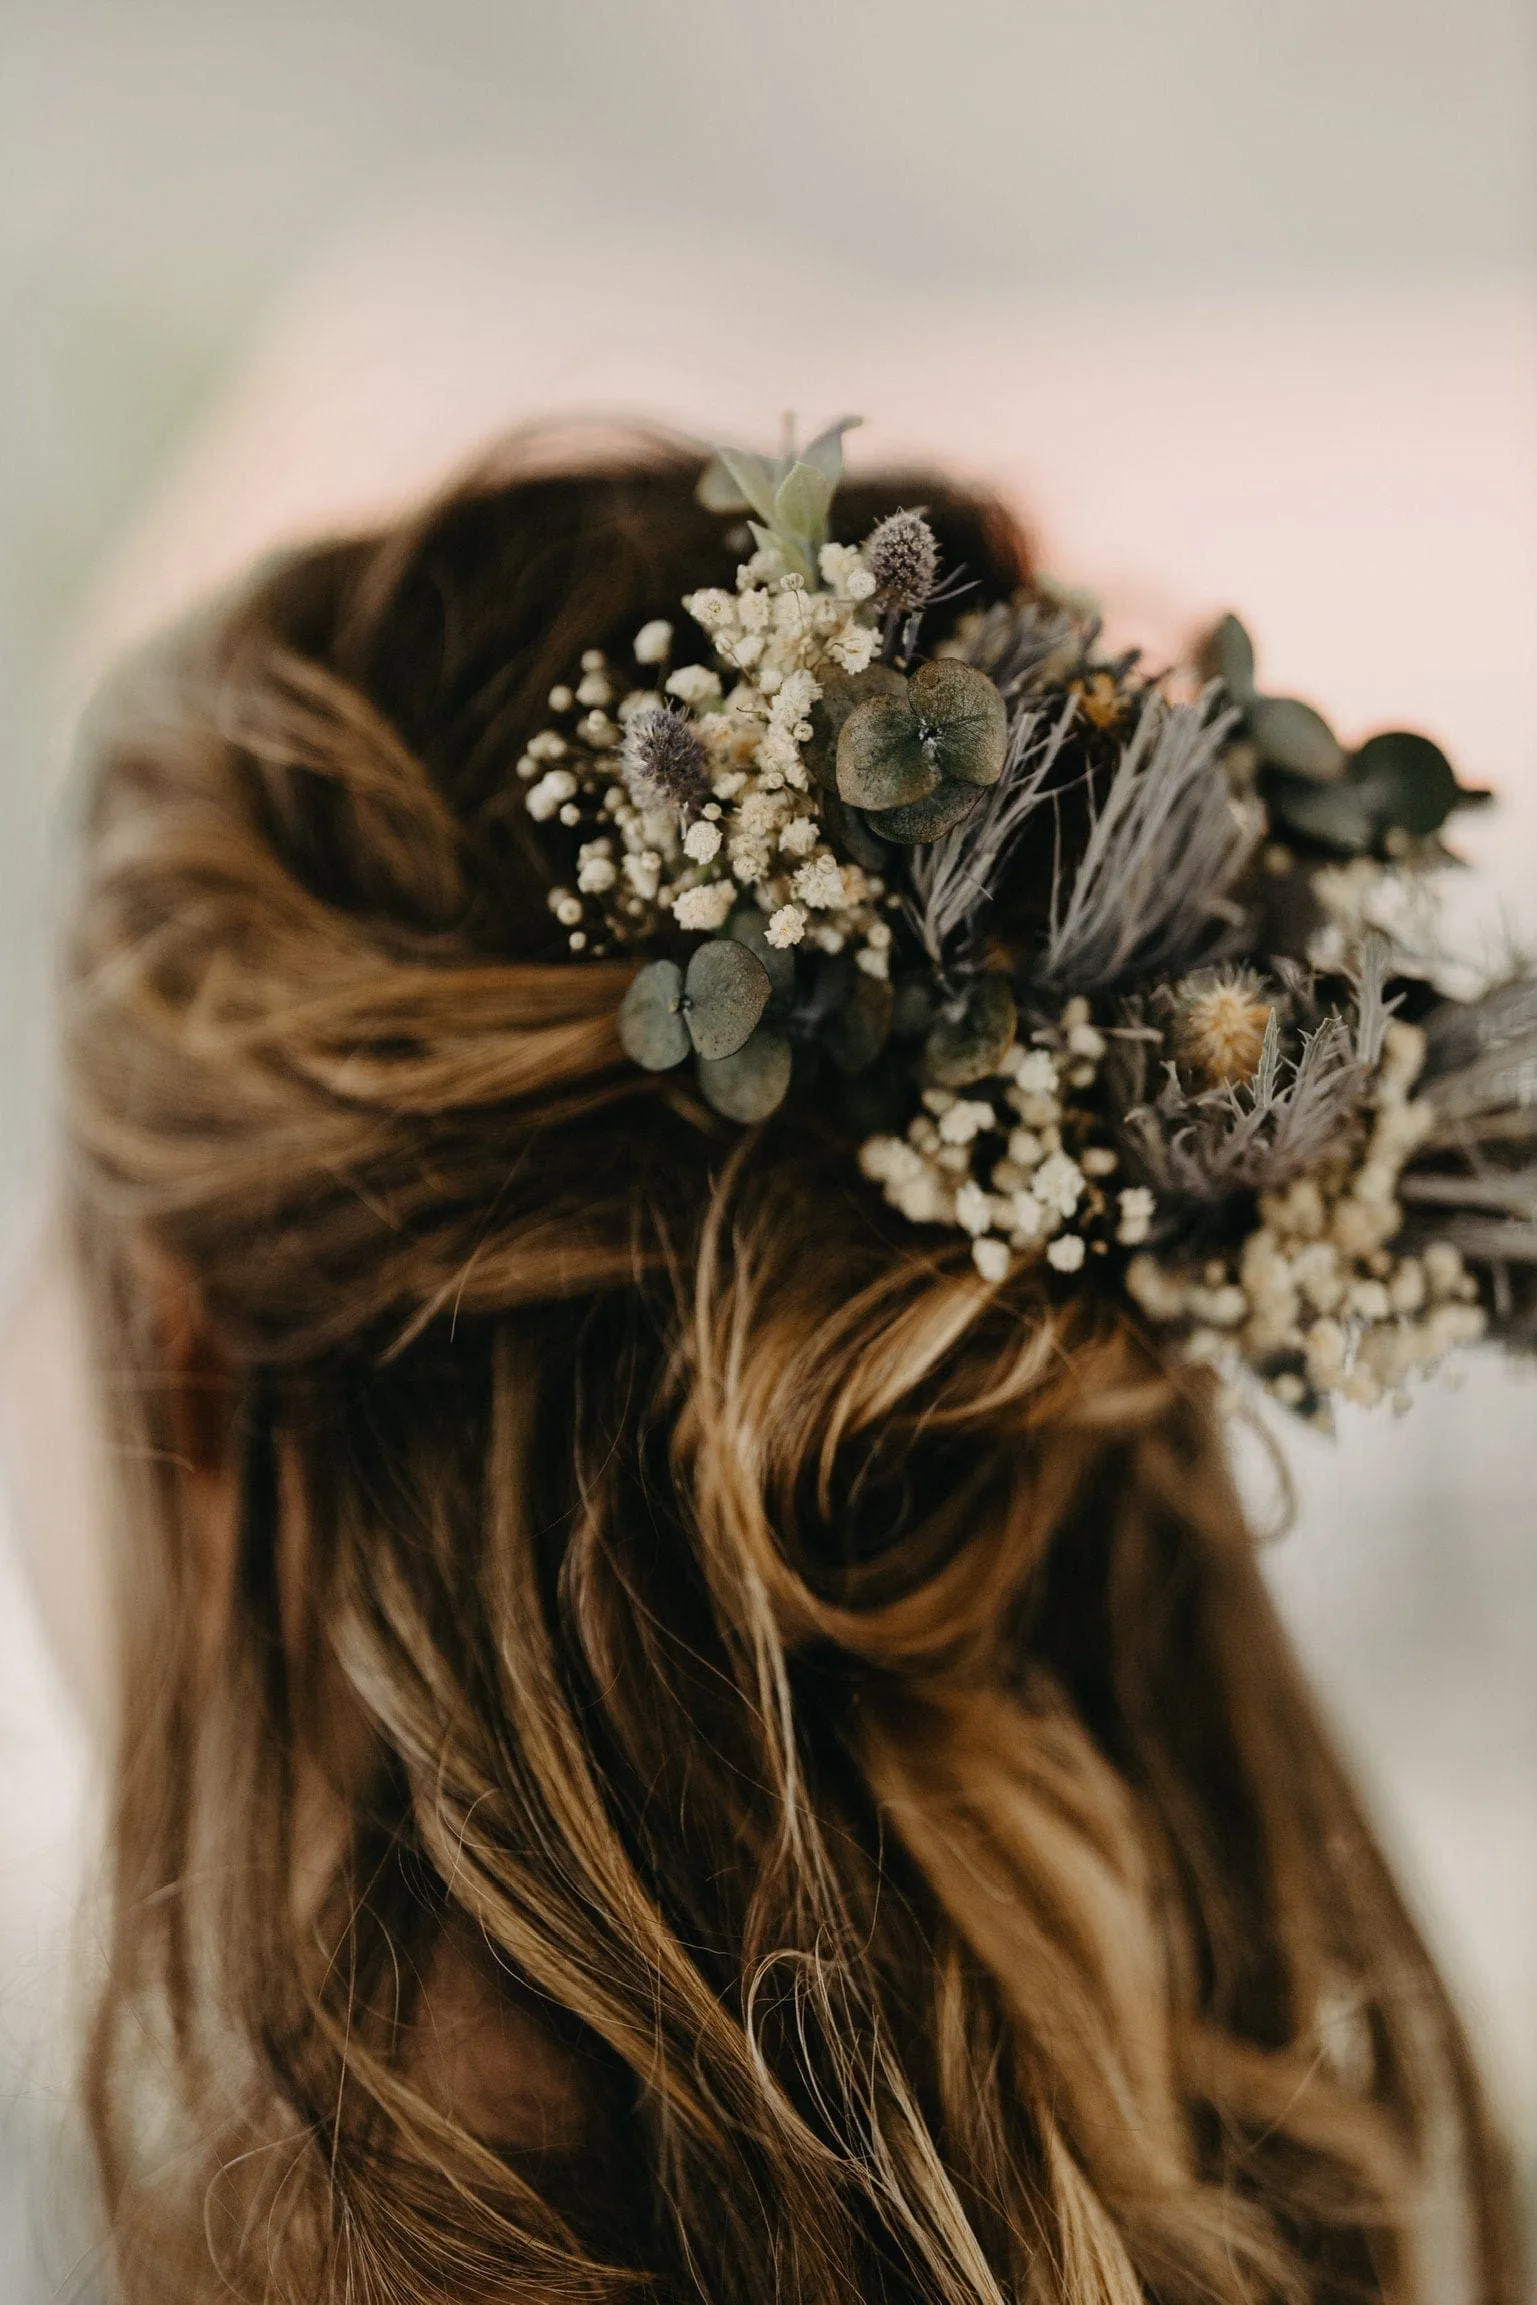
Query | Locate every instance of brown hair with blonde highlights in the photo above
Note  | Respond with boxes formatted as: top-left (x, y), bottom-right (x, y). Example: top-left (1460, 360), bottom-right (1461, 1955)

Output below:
top-left (63, 435), bottom-right (1521, 2303)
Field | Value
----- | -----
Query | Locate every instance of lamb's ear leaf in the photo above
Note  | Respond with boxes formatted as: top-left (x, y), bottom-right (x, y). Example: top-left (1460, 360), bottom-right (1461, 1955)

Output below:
top-left (1201, 613), bottom-right (1257, 705)
top-left (822, 972), bottom-right (894, 1075)
top-left (774, 459), bottom-right (834, 546)
top-left (801, 415), bottom-right (862, 485)
top-left (697, 458), bottom-right (751, 513)
top-left (618, 960), bottom-right (690, 1069)
top-left (924, 975), bottom-right (1018, 1088)
top-left (709, 446), bottom-right (781, 527)
top-left (683, 938), bottom-right (771, 1060)
top-left (696, 1029), bottom-right (794, 1121)
top-left (868, 781), bottom-right (982, 845)
top-left (1248, 695), bottom-right (1345, 782)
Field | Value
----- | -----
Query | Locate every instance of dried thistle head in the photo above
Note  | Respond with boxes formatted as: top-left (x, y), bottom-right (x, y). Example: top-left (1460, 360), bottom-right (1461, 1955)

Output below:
top-left (620, 704), bottom-right (711, 815)
top-left (1174, 967), bottom-right (1276, 1085)
top-left (864, 509), bottom-right (940, 614)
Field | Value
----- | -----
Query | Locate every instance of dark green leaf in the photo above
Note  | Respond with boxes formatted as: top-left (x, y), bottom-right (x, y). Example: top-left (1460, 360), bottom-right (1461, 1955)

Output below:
top-left (869, 782), bottom-right (982, 844)
top-left (617, 960), bottom-right (690, 1070)
top-left (836, 693), bottom-right (938, 811)
top-left (696, 1029), bottom-right (794, 1121)
top-left (924, 975), bottom-right (1018, 1088)
top-left (1348, 731), bottom-right (1465, 838)
top-left (1200, 613), bottom-right (1257, 704)
top-left (819, 793), bottom-right (891, 871)
top-left (1247, 695), bottom-right (1345, 781)
top-left (683, 938), bottom-right (771, 1060)
top-left (726, 905), bottom-right (797, 1005)
top-left (821, 972), bottom-right (894, 1075)
top-left (804, 666), bottom-right (905, 790)
top-left (910, 661), bottom-right (1008, 788)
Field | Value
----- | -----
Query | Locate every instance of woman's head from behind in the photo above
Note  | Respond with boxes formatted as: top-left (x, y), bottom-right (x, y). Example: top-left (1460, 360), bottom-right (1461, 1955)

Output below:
top-left (64, 438), bottom-right (1517, 2303)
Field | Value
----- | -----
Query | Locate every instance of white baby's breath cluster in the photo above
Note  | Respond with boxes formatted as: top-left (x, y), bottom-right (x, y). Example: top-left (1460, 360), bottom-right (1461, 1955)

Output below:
top-left (859, 999), bottom-right (1155, 1287)
top-left (1125, 1018), bottom-right (1484, 1419)
top-left (521, 542), bottom-right (892, 970)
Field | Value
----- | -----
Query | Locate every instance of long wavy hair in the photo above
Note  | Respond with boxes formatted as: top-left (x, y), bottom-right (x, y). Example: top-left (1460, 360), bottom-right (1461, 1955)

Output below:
top-left (62, 435), bottom-right (1521, 2304)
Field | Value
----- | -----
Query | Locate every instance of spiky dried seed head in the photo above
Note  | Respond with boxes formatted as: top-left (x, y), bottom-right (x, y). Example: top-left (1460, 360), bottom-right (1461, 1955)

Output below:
top-left (1174, 968), bottom-right (1275, 1085)
top-left (620, 704), bottom-right (711, 815)
top-left (865, 509), bottom-right (940, 614)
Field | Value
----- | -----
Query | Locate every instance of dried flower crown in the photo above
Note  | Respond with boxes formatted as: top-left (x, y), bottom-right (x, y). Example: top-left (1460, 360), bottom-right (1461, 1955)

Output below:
top-left (518, 418), bottom-right (1535, 1424)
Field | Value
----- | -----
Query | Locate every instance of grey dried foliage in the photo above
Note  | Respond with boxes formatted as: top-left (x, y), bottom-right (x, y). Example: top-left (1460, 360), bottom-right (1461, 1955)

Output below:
top-left (1118, 1009), bottom-right (1370, 1216)
top-left (1040, 689), bottom-right (1259, 993)
top-left (955, 597), bottom-right (1088, 699)
top-left (905, 692), bottom-right (1079, 969)
top-left (1400, 971), bottom-right (1537, 1334)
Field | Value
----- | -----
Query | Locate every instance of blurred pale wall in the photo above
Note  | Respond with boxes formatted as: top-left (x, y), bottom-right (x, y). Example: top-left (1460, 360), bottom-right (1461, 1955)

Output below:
top-left (1, 5), bottom-right (1535, 2295)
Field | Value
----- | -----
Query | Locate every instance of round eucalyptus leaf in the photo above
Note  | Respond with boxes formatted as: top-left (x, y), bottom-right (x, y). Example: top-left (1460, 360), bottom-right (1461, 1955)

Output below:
top-left (836, 693), bottom-right (938, 811)
top-left (924, 974), bottom-right (1018, 1089)
top-left (821, 972), bottom-right (895, 1075)
top-left (1247, 695), bottom-right (1345, 782)
top-left (869, 781), bottom-right (982, 845)
top-left (819, 792), bottom-right (891, 872)
top-left (1348, 731), bottom-right (1466, 838)
top-left (726, 904), bottom-right (797, 1005)
top-left (910, 661), bottom-right (1008, 789)
top-left (1201, 613), bottom-right (1257, 704)
top-left (804, 666), bottom-right (906, 790)
top-left (617, 960), bottom-right (690, 1070)
top-left (696, 1028), bottom-right (794, 1121)
top-left (682, 937), bottom-right (771, 1060)
top-left (1263, 773), bottom-right (1376, 854)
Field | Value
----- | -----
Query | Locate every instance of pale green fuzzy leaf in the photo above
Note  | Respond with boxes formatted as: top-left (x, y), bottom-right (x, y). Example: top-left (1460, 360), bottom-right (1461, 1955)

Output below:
top-left (801, 415), bottom-right (862, 485)
top-left (683, 937), bottom-right (771, 1060)
top-left (618, 960), bottom-right (690, 1070)
top-left (697, 1029), bottom-right (794, 1121)
top-left (697, 457), bottom-right (751, 513)
top-left (712, 446), bottom-right (781, 526)
top-left (773, 459), bottom-right (834, 545)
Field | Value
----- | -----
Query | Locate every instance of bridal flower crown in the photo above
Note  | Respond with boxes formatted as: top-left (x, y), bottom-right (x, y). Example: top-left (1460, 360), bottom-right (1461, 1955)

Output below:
top-left (518, 420), bottom-right (1534, 1422)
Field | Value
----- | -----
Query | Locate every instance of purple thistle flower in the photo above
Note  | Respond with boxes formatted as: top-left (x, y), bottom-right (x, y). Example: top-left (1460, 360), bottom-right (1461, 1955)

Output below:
top-left (621, 704), bottom-right (711, 815)
top-left (865, 509), bottom-right (941, 614)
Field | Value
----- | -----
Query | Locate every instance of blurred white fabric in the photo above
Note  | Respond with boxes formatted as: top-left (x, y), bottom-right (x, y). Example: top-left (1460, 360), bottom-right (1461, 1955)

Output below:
top-left (3, 190), bottom-right (1533, 2295)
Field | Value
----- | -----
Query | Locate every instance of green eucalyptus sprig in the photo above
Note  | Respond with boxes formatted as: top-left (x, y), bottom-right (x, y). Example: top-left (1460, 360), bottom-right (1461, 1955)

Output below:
top-left (1205, 613), bottom-right (1491, 856)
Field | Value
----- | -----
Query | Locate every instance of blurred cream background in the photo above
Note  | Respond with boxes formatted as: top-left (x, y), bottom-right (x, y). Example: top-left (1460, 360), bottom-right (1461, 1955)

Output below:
top-left (2, 3), bottom-right (1535, 2297)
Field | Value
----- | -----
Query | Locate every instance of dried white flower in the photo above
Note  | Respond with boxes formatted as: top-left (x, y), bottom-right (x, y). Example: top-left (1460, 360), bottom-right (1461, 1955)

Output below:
top-left (972, 1237), bottom-right (1011, 1283)
top-left (779, 816), bottom-right (819, 857)
top-left (1047, 1234), bottom-right (1087, 1274)
top-left (672, 881), bottom-right (735, 932)
top-left (954, 1181), bottom-right (994, 1237)
top-left (766, 904), bottom-right (806, 949)
top-left (683, 820), bottom-right (723, 864)
top-left (1117, 1187), bottom-right (1155, 1246)
top-left (633, 619), bottom-right (673, 664)
top-left (1032, 1151), bottom-right (1086, 1218)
